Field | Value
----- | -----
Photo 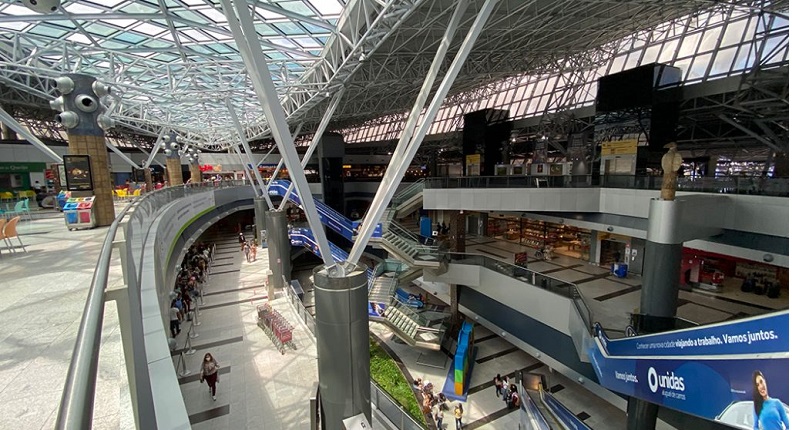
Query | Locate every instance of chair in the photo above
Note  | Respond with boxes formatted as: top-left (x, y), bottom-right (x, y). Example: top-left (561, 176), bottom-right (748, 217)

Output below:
top-left (20, 198), bottom-right (32, 220)
top-left (0, 218), bottom-right (6, 256)
top-left (3, 216), bottom-right (26, 253)
top-left (0, 191), bottom-right (13, 203)
top-left (132, 188), bottom-right (141, 197)
top-left (116, 189), bottom-right (128, 201)
top-left (4, 200), bottom-right (26, 220)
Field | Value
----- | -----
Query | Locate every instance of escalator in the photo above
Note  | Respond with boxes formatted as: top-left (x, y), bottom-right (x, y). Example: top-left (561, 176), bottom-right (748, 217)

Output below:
top-left (268, 180), bottom-right (382, 242)
top-left (589, 311), bottom-right (789, 429)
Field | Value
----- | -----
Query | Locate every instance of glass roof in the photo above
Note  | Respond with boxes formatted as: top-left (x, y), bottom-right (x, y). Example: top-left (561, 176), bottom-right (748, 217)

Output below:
top-left (0, 0), bottom-right (348, 147)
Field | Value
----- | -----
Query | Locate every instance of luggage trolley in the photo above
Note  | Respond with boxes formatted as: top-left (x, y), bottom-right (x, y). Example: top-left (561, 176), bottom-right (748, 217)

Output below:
top-left (256, 304), bottom-right (295, 354)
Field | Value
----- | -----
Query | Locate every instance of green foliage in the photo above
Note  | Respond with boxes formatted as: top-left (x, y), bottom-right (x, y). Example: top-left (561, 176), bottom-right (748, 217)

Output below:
top-left (369, 338), bottom-right (427, 427)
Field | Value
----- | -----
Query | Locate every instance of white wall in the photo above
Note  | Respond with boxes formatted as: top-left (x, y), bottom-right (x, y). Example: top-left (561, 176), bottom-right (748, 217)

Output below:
top-left (424, 187), bottom-right (789, 238)
top-left (0, 143), bottom-right (168, 173)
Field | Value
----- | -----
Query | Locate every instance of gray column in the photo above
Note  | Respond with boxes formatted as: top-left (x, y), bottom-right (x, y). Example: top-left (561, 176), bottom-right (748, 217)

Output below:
top-left (588, 230), bottom-right (599, 265)
top-left (630, 198), bottom-right (684, 429)
top-left (264, 210), bottom-right (291, 289)
top-left (313, 264), bottom-right (371, 429)
top-left (253, 197), bottom-right (268, 245)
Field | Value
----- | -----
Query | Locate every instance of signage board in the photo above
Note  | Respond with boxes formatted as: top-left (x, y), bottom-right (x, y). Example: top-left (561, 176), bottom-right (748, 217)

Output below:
top-left (63, 155), bottom-right (94, 191)
top-left (601, 139), bottom-right (638, 155)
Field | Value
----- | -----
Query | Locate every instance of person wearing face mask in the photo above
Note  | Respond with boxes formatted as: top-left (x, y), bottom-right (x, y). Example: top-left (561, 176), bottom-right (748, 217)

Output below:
top-left (752, 370), bottom-right (789, 430)
top-left (200, 353), bottom-right (220, 401)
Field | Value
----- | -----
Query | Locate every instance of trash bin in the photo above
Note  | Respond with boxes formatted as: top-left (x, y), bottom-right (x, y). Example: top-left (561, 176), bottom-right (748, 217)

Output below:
top-left (612, 263), bottom-right (628, 278)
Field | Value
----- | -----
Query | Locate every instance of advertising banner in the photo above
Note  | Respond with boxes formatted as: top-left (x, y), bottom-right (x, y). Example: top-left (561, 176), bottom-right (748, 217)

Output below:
top-left (63, 155), bottom-right (93, 191)
top-left (598, 311), bottom-right (788, 357)
top-left (589, 312), bottom-right (790, 427)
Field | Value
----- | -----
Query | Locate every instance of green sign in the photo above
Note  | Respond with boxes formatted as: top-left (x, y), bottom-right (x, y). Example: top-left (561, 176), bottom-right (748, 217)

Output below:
top-left (0, 162), bottom-right (47, 173)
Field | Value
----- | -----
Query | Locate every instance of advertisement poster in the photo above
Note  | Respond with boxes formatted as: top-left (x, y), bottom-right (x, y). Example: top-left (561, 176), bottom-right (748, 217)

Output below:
top-left (466, 154), bottom-right (481, 176)
top-left (63, 155), bottom-right (93, 191)
top-left (589, 312), bottom-right (789, 427)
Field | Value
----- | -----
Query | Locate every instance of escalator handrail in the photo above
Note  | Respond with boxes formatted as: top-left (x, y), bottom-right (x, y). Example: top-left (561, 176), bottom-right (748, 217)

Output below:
top-left (539, 388), bottom-right (593, 430)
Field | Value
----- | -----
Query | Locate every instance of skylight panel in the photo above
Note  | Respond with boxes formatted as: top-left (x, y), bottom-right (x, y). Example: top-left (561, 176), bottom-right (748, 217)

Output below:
top-left (255, 8), bottom-right (285, 20)
top-left (1, 4), bottom-right (39, 16)
top-left (64, 3), bottom-right (104, 14)
top-left (27, 24), bottom-right (68, 38)
top-left (280, 1), bottom-right (316, 16)
top-left (182, 29), bottom-right (211, 42)
top-left (66, 33), bottom-right (94, 45)
top-left (293, 37), bottom-right (322, 48)
top-left (274, 22), bottom-right (306, 35)
top-left (84, 23), bottom-right (119, 37)
top-left (172, 10), bottom-right (210, 25)
top-left (307, 0), bottom-right (343, 16)
top-left (0, 22), bottom-right (30, 31)
top-left (115, 32), bottom-right (146, 44)
top-left (120, 3), bottom-right (160, 14)
top-left (196, 8), bottom-right (228, 24)
top-left (133, 23), bottom-right (166, 36)
top-left (270, 37), bottom-right (298, 48)
top-left (182, 0), bottom-right (205, 5)
top-left (100, 18), bottom-right (138, 29)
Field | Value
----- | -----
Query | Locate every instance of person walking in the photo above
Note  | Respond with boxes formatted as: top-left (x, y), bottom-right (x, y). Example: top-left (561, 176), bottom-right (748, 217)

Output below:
top-left (454, 403), bottom-right (463, 429)
top-left (200, 352), bottom-right (220, 401)
top-left (243, 241), bottom-right (251, 263)
top-left (494, 373), bottom-right (502, 398)
top-left (250, 239), bottom-right (258, 262)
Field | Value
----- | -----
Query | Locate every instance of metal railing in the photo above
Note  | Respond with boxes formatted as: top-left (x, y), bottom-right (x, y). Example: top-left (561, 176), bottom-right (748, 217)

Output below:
top-left (391, 178), bottom-right (425, 206)
top-left (444, 252), bottom-right (595, 335)
top-left (424, 174), bottom-right (789, 196)
top-left (56, 181), bottom-right (246, 429)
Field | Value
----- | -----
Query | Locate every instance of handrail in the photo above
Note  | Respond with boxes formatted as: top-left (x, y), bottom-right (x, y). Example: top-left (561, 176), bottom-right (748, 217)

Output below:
top-left (423, 174), bottom-right (789, 196)
top-left (392, 178), bottom-right (425, 205)
top-left (57, 181), bottom-right (247, 429)
top-left (56, 197), bottom-right (139, 429)
top-left (443, 251), bottom-right (595, 335)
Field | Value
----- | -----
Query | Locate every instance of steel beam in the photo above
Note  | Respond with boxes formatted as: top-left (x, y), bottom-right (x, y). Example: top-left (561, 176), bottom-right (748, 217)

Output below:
top-left (221, 0), bottom-right (335, 269)
top-left (278, 87), bottom-right (347, 210)
top-left (348, 0), bottom-right (495, 265)
top-left (143, 128), bottom-right (168, 168)
top-left (105, 140), bottom-right (141, 169)
top-left (0, 105), bottom-right (62, 163)
top-left (227, 99), bottom-right (275, 209)
top-left (718, 114), bottom-right (782, 152)
top-left (232, 144), bottom-right (256, 187)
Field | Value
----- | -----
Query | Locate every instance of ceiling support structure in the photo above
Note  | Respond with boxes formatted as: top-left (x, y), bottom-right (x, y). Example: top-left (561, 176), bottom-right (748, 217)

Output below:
top-left (227, 99), bottom-right (275, 209)
top-left (143, 128), bottom-right (168, 169)
top-left (718, 114), bottom-right (783, 152)
top-left (265, 123), bottom-right (307, 193)
top-left (105, 140), bottom-right (141, 169)
top-left (278, 87), bottom-right (346, 211)
top-left (0, 105), bottom-right (63, 163)
top-left (221, 0), bottom-right (335, 269)
top-left (348, 0), bottom-right (500, 266)
top-left (231, 144), bottom-right (256, 189)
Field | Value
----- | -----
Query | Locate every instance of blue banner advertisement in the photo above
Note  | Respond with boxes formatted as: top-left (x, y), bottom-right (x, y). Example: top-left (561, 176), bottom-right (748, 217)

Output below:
top-left (590, 312), bottom-right (790, 428)
top-left (598, 311), bottom-right (788, 357)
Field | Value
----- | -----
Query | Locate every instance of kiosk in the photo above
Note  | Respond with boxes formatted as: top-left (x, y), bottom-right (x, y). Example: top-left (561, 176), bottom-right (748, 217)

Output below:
top-left (63, 196), bottom-right (96, 230)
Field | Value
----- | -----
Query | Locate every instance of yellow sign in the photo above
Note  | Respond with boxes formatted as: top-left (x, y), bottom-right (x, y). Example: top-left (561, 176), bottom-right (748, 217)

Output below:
top-left (466, 154), bottom-right (481, 176)
top-left (602, 139), bottom-right (638, 155)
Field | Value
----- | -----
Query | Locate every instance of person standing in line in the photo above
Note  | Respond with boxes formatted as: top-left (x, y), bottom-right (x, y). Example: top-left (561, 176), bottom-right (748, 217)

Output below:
top-left (200, 353), bottom-right (220, 401)
top-left (169, 300), bottom-right (181, 337)
top-left (494, 373), bottom-right (502, 398)
top-left (454, 403), bottom-right (463, 429)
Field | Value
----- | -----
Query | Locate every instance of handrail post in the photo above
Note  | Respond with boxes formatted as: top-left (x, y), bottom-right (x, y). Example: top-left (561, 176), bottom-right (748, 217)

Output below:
top-left (177, 352), bottom-right (191, 376)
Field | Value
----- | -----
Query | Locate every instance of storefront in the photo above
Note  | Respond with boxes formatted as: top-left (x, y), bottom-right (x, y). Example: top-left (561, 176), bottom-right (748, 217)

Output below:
top-left (681, 248), bottom-right (788, 301)
top-left (483, 213), bottom-right (591, 261)
top-left (0, 162), bottom-right (47, 192)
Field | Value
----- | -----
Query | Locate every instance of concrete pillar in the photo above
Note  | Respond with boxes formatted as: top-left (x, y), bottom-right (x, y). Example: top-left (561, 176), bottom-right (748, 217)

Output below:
top-left (165, 156), bottom-right (183, 186)
top-left (313, 264), bottom-right (371, 429)
top-left (143, 168), bottom-right (153, 193)
top-left (448, 210), bottom-right (465, 252)
top-left (264, 210), bottom-right (291, 289)
top-left (189, 160), bottom-right (201, 183)
top-left (629, 198), bottom-right (684, 429)
top-left (53, 73), bottom-right (115, 226)
top-left (253, 197), bottom-right (267, 244)
top-left (589, 230), bottom-right (600, 265)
